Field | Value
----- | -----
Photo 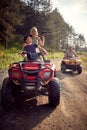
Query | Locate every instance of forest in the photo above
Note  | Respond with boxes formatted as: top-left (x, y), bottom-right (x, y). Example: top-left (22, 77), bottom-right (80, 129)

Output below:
top-left (0, 0), bottom-right (86, 51)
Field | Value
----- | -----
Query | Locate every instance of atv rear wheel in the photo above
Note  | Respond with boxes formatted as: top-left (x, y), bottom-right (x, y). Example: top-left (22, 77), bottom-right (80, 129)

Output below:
top-left (48, 78), bottom-right (60, 107)
top-left (1, 77), bottom-right (15, 108)
top-left (77, 66), bottom-right (82, 74)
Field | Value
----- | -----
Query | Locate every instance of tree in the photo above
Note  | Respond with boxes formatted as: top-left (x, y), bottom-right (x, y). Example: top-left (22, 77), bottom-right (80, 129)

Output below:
top-left (17, 0), bottom-right (51, 35)
top-left (0, 0), bottom-right (25, 49)
top-left (44, 8), bottom-right (70, 51)
top-left (23, 0), bottom-right (51, 12)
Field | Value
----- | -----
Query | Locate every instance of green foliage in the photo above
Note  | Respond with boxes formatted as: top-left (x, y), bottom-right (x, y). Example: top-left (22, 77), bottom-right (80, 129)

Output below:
top-left (0, 46), bottom-right (23, 69)
top-left (46, 52), bottom-right (64, 59)
top-left (0, 53), bottom-right (23, 69)
top-left (0, 43), bottom-right (64, 69)
top-left (0, 0), bottom-right (25, 49)
top-left (44, 8), bottom-right (70, 50)
top-left (81, 56), bottom-right (87, 63)
top-left (80, 52), bottom-right (87, 66)
top-left (0, 44), bottom-right (87, 70)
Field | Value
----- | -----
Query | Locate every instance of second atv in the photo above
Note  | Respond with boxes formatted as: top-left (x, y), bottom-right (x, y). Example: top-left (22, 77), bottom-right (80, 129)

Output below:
top-left (61, 57), bottom-right (82, 74)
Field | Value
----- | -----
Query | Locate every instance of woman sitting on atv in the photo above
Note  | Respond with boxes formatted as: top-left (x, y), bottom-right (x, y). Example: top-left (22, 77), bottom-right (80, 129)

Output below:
top-left (64, 45), bottom-right (78, 59)
top-left (22, 35), bottom-right (48, 62)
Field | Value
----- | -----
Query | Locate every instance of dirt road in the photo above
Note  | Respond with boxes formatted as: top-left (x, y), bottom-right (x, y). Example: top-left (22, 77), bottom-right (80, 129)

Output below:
top-left (0, 59), bottom-right (87, 130)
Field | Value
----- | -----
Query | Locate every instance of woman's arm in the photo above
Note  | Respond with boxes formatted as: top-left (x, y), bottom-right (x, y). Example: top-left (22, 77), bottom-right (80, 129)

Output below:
top-left (38, 45), bottom-right (48, 55)
top-left (38, 36), bottom-right (45, 47)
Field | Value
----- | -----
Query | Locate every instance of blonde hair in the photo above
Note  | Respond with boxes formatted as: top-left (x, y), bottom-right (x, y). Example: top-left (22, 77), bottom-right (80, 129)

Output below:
top-left (69, 44), bottom-right (75, 49)
top-left (30, 26), bottom-right (38, 36)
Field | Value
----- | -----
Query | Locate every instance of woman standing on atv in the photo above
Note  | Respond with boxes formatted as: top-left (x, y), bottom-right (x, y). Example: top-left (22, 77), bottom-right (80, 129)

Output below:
top-left (22, 27), bottom-right (45, 52)
top-left (30, 26), bottom-right (45, 47)
top-left (29, 26), bottom-right (46, 60)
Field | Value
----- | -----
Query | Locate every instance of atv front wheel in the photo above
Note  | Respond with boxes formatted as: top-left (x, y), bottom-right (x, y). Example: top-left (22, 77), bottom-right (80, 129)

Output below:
top-left (1, 77), bottom-right (15, 108)
top-left (48, 78), bottom-right (60, 107)
top-left (61, 65), bottom-right (66, 73)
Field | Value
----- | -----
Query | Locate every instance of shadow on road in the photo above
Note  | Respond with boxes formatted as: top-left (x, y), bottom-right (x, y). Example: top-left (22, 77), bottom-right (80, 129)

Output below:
top-left (56, 69), bottom-right (79, 81)
top-left (0, 94), bottom-right (55, 130)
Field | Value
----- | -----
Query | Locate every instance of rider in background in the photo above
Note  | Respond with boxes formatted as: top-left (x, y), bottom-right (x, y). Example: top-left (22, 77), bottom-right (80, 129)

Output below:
top-left (64, 45), bottom-right (78, 58)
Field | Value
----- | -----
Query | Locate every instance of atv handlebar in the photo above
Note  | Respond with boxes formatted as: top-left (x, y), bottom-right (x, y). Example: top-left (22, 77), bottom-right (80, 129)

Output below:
top-left (19, 51), bottom-right (48, 56)
top-left (19, 51), bottom-right (46, 61)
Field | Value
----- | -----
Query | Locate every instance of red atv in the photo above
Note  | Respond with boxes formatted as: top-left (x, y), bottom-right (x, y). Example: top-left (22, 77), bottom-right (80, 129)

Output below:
top-left (1, 52), bottom-right (60, 108)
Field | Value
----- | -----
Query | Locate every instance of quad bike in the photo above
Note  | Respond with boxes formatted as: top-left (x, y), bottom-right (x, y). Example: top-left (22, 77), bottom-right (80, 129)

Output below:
top-left (1, 52), bottom-right (60, 108)
top-left (61, 56), bottom-right (82, 74)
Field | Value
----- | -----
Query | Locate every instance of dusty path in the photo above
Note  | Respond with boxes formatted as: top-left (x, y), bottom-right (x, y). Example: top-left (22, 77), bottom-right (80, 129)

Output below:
top-left (0, 59), bottom-right (87, 130)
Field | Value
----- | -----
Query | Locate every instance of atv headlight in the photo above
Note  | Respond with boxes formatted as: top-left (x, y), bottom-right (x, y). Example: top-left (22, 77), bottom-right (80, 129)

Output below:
top-left (39, 68), bottom-right (53, 81)
top-left (9, 68), bottom-right (22, 79)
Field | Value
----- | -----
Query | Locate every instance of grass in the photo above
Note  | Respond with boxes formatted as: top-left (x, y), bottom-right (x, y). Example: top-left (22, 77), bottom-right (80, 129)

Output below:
top-left (46, 52), bottom-right (64, 59)
top-left (0, 45), bottom-right (23, 69)
top-left (80, 52), bottom-right (87, 67)
top-left (0, 50), bottom-right (64, 69)
top-left (0, 44), bottom-right (87, 69)
top-left (0, 53), bottom-right (23, 69)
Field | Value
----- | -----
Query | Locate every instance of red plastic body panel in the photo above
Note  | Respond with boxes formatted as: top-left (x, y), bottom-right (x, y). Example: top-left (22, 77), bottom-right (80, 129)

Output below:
top-left (9, 68), bottom-right (22, 79)
top-left (22, 62), bottom-right (40, 70)
top-left (9, 62), bottom-right (56, 82)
